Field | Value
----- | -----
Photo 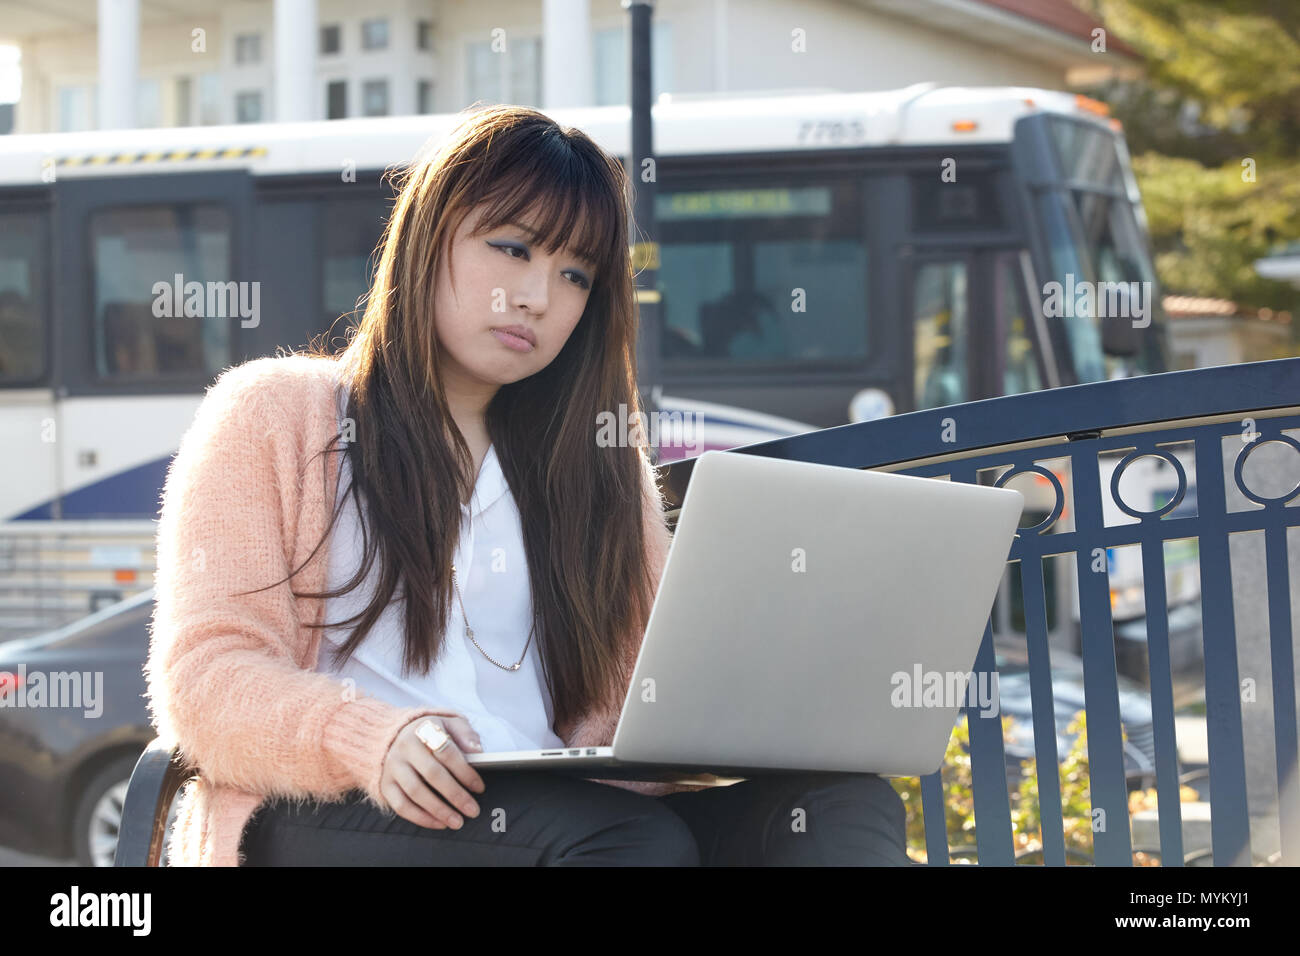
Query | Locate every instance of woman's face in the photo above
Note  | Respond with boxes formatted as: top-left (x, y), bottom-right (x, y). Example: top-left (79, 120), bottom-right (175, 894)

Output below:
top-left (432, 201), bottom-right (597, 390)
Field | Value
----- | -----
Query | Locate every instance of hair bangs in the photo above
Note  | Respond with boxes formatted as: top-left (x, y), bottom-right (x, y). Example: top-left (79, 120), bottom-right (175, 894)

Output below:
top-left (469, 134), bottom-right (623, 286)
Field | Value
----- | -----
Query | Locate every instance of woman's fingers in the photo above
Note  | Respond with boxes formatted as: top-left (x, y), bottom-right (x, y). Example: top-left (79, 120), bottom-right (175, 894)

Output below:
top-left (414, 717), bottom-right (487, 798)
top-left (379, 715), bottom-right (490, 830)
top-left (381, 773), bottom-right (447, 829)
top-left (410, 738), bottom-right (484, 815)
top-left (393, 763), bottom-right (463, 829)
top-left (442, 715), bottom-right (485, 754)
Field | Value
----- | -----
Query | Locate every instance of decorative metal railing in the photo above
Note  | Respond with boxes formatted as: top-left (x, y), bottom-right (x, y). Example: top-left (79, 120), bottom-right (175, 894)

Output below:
top-left (658, 358), bottom-right (1300, 866)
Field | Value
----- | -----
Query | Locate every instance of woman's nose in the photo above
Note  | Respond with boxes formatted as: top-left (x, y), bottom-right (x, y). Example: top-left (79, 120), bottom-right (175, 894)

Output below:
top-left (509, 267), bottom-right (549, 314)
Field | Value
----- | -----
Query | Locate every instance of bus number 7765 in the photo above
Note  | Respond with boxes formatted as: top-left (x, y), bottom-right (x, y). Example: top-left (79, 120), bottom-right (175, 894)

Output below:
top-left (796, 119), bottom-right (867, 145)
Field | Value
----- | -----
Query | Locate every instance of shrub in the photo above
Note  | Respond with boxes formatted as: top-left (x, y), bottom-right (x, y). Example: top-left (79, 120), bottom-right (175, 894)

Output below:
top-left (890, 709), bottom-right (1197, 864)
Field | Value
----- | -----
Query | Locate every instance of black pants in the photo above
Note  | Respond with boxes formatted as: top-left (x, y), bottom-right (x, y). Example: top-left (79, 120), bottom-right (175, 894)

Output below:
top-left (238, 770), bottom-right (912, 866)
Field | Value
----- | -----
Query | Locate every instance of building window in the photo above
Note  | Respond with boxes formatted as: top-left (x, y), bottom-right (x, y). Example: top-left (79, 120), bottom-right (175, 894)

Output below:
top-left (174, 76), bottom-right (193, 126)
top-left (417, 20), bottom-right (433, 51)
top-left (416, 79), bottom-right (433, 114)
top-left (198, 73), bottom-right (221, 124)
top-left (234, 33), bottom-right (262, 65)
top-left (361, 79), bottom-right (389, 116)
top-left (361, 19), bottom-right (389, 51)
top-left (466, 35), bottom-right (541, 107)
top-left (594, 22), bottom-right (672, 106)
top-left (56, 84), bottom-right (94, 132)
top-left (321, 24), bottom-right (341, 55)
top-left (466, 42), bottom-right (497, 104)
top-left (327, 80), bottom-right (348, 120)
top-left (235, 90), bottom-right (263, 123)
top-left (136, 78), bottom-right (162, 128)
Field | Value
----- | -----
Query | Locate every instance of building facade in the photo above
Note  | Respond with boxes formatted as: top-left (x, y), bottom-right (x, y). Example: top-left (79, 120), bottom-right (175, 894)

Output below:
top-left (0, 0), bottom-right (1135, 134)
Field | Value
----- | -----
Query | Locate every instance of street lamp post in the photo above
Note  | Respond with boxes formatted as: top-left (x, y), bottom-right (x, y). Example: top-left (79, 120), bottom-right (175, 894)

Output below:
top-left (625, 0), bottom-right (662, 461)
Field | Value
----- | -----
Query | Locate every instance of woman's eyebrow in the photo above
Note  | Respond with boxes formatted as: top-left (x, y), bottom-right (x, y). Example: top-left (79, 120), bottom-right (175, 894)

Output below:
top-left (505, 220), bottom-right (543, 240)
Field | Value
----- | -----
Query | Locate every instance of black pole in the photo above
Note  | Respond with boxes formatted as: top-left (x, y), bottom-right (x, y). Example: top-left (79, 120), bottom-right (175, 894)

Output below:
top-left (626, 0), bottom-right (661, 461)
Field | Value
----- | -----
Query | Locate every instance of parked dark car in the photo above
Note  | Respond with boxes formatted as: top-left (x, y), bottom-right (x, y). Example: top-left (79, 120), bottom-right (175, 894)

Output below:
top-left (0, 589), bottom-right (173, 866)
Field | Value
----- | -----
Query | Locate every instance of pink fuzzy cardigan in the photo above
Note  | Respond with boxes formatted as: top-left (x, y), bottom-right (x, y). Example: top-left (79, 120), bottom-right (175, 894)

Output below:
top-left (144, 353), bottom-right (705, 866)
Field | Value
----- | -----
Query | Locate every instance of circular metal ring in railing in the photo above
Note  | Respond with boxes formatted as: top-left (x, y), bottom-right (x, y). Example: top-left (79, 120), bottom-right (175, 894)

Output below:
top-left (994, 464), bottom-right (1065, 534)
top-left (1110, 449), bottom-right (1187, 520)
top-left (1232, 433), bottom-right (1300, 506)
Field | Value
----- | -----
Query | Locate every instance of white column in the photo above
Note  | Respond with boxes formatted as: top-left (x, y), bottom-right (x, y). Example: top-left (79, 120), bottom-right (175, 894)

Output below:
top-left (713, 0), bottom-right (728, 92)
top-left (16, 48), bottom-right (43, 134)
top-left (543, 0), bottom-right (593, 108)
top-left (274, 0), bottom-right (316, 122)
top-left (97, 0), bottom-right (139, 129)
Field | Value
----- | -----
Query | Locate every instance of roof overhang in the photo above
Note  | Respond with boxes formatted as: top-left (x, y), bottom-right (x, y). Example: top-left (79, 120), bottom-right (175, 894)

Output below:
top-left (853, 0), bottom-right (1142, 70)
top-left (1, 0), bottom-right (231, 45)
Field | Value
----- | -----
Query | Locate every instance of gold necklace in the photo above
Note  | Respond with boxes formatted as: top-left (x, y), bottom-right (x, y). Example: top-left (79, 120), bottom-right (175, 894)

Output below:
top-left (450, 564), bottom-right (534, 671)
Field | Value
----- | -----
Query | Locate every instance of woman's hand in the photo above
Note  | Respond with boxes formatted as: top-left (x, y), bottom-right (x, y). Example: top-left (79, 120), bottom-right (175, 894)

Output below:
top-left (379, 715), bottom-right (487, 829)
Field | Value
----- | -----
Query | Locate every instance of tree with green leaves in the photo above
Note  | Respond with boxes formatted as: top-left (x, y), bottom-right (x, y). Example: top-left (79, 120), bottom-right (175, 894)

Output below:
top-left (1072, 0), bottom-right (1300, 323)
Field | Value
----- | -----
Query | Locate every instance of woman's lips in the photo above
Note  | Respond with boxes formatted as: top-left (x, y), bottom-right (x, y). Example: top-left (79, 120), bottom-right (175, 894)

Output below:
top-left (491, 328), bottom-right (536, 352)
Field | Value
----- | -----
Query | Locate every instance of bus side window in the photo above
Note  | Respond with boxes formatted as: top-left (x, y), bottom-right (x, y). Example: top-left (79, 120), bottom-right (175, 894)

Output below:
top-left (0, 210), bottom-right (49, 383)
top-left (322, 198), bottom-right (388, 334)
top-left (656, 180), bottom-right (870, 366)
top-left (89, 204), bottom-right (233, 380)
top-left (997, 252), bottom-right (1042, 396)
top-left (912, 260), bottom-right (968, 411)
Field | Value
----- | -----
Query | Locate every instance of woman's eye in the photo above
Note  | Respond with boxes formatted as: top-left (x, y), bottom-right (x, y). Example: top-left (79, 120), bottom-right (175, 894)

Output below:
top-left (491, 241), bottom-right (589, 289)
top-left (491, 242), bottom-right (527, 260)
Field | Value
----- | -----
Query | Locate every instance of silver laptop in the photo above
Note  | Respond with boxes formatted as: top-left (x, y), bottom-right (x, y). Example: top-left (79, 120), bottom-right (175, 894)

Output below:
top-left (465, 449), bottom-right (1024, 785)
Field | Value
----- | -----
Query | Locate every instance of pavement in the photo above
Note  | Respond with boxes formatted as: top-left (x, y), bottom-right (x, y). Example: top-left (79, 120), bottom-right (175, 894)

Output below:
top-left (1173, 713), bottom-right (1208, 764)
top-left (0, 845), bottom-right (73, 866)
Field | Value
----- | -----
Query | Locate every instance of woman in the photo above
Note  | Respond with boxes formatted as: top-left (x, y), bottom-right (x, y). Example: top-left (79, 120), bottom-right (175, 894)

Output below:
top-left (145, 103), bottom-right (911, 866)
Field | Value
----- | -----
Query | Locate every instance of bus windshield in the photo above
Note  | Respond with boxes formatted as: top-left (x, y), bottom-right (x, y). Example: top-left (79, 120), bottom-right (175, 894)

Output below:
top-left (1020, 114), bottom-right (1169, 383)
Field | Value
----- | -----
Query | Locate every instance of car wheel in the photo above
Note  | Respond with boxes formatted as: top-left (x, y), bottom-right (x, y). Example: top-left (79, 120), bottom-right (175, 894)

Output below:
top-left (72, 753), bottom-right (180, 866)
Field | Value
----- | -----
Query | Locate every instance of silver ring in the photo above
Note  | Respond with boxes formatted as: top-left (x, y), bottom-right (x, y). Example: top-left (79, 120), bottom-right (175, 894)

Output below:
top-left (415, 719), bottom-right (454, 754)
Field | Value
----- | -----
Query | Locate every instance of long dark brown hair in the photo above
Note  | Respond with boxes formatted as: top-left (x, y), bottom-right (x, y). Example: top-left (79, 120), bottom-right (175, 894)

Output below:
top-left (245, 104), bottom-right (657, 730)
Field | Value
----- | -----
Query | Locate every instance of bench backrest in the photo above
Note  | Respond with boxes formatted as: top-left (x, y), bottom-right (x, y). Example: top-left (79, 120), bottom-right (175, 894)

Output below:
top-left (656, 357), bottom-right (1300, 866)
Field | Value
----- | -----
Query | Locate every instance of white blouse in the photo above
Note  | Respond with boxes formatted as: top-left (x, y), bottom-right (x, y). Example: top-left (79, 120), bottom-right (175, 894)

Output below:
top-left (314, 386), bottom-right (564, 753)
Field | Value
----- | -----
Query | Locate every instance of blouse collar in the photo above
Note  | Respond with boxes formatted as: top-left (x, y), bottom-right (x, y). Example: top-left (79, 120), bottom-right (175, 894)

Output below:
top-left (335, 383), bottom-right (510, 520)
top-left (464, 443), bottom-right (509, 518)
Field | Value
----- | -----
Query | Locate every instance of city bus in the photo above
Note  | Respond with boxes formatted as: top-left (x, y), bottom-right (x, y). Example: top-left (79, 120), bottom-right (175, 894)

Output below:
top-left (0, 83), bottom-right (1177, 648)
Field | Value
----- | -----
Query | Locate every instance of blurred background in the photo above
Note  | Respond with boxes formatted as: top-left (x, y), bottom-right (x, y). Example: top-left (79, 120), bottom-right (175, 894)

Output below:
top-left (0, 0), bottom-right (1296, 866)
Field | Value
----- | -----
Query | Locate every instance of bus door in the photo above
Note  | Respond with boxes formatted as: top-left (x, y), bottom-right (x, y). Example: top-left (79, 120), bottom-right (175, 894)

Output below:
top-left (53, 170), bottom-right (253, 520)
top-left (906, 248), bottom-right (975, 412)
top-left (906, 245), bottom-right (1053, 413)
top-left (0, 189), bottom-right (54, 520)
top-left (906, 244), bottom-right (1068, 650)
